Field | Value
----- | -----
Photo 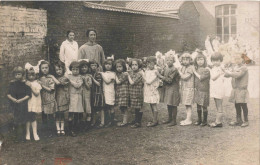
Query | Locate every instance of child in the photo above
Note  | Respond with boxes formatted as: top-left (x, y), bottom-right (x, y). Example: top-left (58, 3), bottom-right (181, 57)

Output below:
top-left (25, 65), bottom-right (42, 141)
top-left (224, 56), bottom-right (249, 127)
top-left (177, 53), bottom-right (194, 126)
top-left (209, 52), bottom-right (225, 127)
top-left (127, 59), bottom-right (144, 128)
top-left (38, 60), bottom-right (60, 137)
top-left (7, 66), bottom-right (31, 142)
top-left (114, 59), bottom-right (129, 127)
top-left (157, 55), bottom-right (180, 126)
top-left (67, 61), bottom-right (84, 136)
top-left (192, 53), bottom-right (210, 126)
top-left (100, 59), bottom-right (116, 127)
top-left (79, 60), bottom-right (92, 130)
top-left (54, 61), bottom-right (70, 136)
top-left (89, 60), bottom-right (104, 127)
top-left (143, 56), bottom-right (160, 127)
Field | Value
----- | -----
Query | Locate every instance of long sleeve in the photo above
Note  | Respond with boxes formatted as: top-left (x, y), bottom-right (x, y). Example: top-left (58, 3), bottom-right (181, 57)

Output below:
top-left (59, 42), bottom-right (65, 63)
top-left (200, 69), bottom-right (210, 81)
top-left (164, 69), bottom-right (178, 84)
top-left (229, 66), bottom-right (248, 79)
top-left (100, 48), bottom-right (105, 65)
top-left (78, 47), bottom-right (85, 60)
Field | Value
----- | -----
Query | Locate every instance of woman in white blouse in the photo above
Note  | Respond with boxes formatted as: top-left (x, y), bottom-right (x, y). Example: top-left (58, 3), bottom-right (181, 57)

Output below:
top-left (59, 30), bottom-right (79, 75)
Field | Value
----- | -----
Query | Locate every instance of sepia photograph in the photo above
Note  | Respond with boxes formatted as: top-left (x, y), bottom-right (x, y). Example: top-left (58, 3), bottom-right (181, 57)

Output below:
top-left (0, 0), bottom-right (259, 164)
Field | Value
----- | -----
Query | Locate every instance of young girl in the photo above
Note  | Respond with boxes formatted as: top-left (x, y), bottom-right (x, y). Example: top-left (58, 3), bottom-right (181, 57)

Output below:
top-left (54, 61), bottom-right (70, 136)
top-left (89, 60), bottom-right (104, 127)
top-left (143, 56), bottom-right (160, 127)
top-left (7, 66), bottom-right (31, 142)
top-left (157, 55), bottom-right (180, 126)
top-left (100, 59), bottom-right (116, 127)
top-left (127, 59), bottom-right (144, 128)
top-left (25, 66), bottom-right (42, 141)
top-left (38, 60), bottom-right (60, 137)
top-left (177, 53), bottom-right (194, 126)
top-left (224, 55), bottom-right (249, 127)
top-left (79, 60), bottom-right (92, 130)
top-left (192, 53), bottom-right (210, 126)
top-left (67, 61), bottom-right (84, 136)
top-left (114, 59), bottom-right (129, 127)
top-left (209, 52), bottom-right (225, 127)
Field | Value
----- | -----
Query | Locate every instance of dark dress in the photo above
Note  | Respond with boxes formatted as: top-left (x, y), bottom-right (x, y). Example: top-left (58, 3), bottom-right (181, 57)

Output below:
top-left (129, 71), bottom-right (144, 109)
top-left (56, 76), bottom-right (70, 112)
top-left (115, 72), bottom-right (129, 107)
top-left (194, 67), bottom-right (210, 107)
top-left (91, 71), bottom-right (104, 111)
top-left (8, 80), bottom-right (31, 124)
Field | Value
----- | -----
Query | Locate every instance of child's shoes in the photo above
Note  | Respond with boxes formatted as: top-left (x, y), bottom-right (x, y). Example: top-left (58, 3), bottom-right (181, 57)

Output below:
top-left (209, 122), bottom-right (223, 128)
top-left (146, 122), bottom-right (158, 127)
top-left (241, 122), bottom-right (249, 127)
top-left (180, 120), bottom-right (192, 126)
top-left (229, 121), bottom-right (242, 126)
top-left (131, 123), bottom-right (141, 128)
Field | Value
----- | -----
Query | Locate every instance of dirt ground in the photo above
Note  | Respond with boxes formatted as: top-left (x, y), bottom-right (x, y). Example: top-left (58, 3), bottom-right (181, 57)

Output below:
top-left (0, 97), bottom-right (259, 165)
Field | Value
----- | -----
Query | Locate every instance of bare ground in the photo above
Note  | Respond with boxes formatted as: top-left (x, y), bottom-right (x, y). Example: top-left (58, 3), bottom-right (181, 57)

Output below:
top-left (0, 97), bottom-right (259, 165)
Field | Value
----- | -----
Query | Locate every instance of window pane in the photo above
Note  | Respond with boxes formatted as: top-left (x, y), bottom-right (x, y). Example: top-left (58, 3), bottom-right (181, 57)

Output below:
top-left (231, 26), bottom-right (236, 34)
top-left (216, 18), bottom-right (222, 26)
top-left (224, 26), bottom-right (229, 34)
top-left (216, 6), bottom-right (222, 16)
top-left (217, 26), bottom-right (222, 35)
top-left (224, 17), bottom-right (229, 27)
top-left (224, 5), bottom-right (229, 15)
top-left (231, 5), bottom-right (237, 14)
top-left (231, 16), bottom-right (236, 25)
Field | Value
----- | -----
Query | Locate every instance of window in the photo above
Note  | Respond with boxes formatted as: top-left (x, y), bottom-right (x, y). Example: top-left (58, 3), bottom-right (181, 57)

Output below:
top-left (215, 4), bottom-right (237, 43)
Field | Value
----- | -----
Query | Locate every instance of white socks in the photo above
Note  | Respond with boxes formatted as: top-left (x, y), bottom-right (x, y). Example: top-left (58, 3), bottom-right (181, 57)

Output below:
top-left (56, 121), bottom-right (61, 131)
top-left (26, 122), bottom-right (30, 140)
top-left (60, 121), bottom-right (64, 131)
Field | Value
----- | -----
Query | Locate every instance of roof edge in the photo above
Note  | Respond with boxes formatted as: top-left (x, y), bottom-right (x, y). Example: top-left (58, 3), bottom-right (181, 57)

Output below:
top-left (84, 2), bottom-right (180, 19)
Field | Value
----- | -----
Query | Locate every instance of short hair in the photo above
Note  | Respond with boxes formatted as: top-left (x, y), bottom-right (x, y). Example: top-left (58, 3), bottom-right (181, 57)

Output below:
top-left (211, 52), bottom-right (223, 62)
top-left (114, 59), bottom-right (127, 72)
top-left (194, 53), bottom-right (207, 68)
top-left (69, 61), bottom-right (80, 71)
top-left (79, 60), bottom-right (90, 74)
top-left (180, 52), bottom-right (192, 64)
top-left (66, 30), bottom-right (75, 37)
top-left (102, 59), bottom-right (113, 72)
top-left (13, 66), bottom-right (25, 76)
top-left (146, 56), bottom-right (157, 64)
top-left (39, 60), bottom-right (50, 77)
top-left (129, 58), bottom-right (142, 69)
top-left (86, 28), bottom-right (97, 38)
top-left (89, 59), bottom-right (99, 68)
top-left (53, 60), bottom-right (66, 77)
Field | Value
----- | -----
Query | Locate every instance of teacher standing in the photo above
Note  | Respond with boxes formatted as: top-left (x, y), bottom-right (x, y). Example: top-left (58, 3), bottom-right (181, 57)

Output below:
top-left (59, 30), bottom-right (79, 75)
top-left (78, 28), bottom-right (105, 70)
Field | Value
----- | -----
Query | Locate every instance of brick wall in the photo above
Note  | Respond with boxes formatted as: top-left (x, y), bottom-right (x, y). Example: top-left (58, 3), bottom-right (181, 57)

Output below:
top-left (0, 5), bottom-right (47, 111)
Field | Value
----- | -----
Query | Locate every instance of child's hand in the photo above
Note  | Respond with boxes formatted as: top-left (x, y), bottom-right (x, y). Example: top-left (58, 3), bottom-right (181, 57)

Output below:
top-left (25, 81), bottom-right (31, 87)
top-left (16, 99), bottom-right (23, 104)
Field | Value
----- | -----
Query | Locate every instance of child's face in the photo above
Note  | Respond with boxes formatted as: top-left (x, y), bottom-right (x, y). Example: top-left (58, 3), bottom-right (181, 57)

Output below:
top-left (81, 65), bottom-right (89, 74)
top-left (196, 57), bottom-right (205, 67)
top-left (72, 67), bottom-right (79, 76)
top-left (212, 60), bottom-right (221, 67)
top-left (166, 58), bottom-right (174, 67)
top-left (90, 64), bottom-right (97, 71)
top-left (55, 66), bottom-right (63, 76)
top-left (27, 72), bottom-right (36, 81)
top-left (131, 61), bottom-right (139, 71)
top-left (15, 73), bottom-right (23, 81)
top-left (182, 57), bottom-right (190, 66)
top-left (147, 61), bottom-right (155, 70)
top-left (116, 63), bottom-right (123, 73)
top-left (41, 64), bottom-right (49, 75)
top-left (105, 63), bottom-right (112, 71)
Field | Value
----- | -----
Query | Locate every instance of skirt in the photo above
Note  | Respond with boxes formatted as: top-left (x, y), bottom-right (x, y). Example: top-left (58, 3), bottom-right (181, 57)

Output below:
top-left (194, 90), bottom-right (209, 107)
top-left (181, 88), bottom-right (194, 105)
top-left (229, 89), bottom-right (249, 103)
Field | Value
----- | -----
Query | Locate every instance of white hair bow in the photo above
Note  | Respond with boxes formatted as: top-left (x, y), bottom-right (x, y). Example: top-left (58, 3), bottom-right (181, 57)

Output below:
top-left (107, 54), bottom-right (114, 61)
top-left (25, 62), bottom-right (40, 73)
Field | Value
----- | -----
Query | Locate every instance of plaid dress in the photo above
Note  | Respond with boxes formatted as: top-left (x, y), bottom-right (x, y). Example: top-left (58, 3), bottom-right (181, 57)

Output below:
top-left (115, 72), bottom-right (129, 107)
top-left (129, 71), bottom-right (143, 109)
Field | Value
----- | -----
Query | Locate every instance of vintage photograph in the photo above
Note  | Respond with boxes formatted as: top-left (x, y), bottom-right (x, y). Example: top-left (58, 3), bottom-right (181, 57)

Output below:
top-left (0, 1), bottom-right (259, 165)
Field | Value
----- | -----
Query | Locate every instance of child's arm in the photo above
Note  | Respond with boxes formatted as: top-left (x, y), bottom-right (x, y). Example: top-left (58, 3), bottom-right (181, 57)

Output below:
top-left (90, 75), bottom-right (101, 86)
top-left (116, 73), bottom-right (128, 85)
top-left (146, 71), bottom-right (159, 85)
top-left (100, 72), bottom-right (113, 84)
top-left (211, 69), bottom-right (224, 81)
top-left (69, 77), bottom-right (83, 89)
top-left (16, 96), bottom-right (30, 104)
top-left (7, 94), bottom-right (17, 103)
top-left (127, 72), bottom-right (143, 85)
top-left (26, 81), bottom-right (41, 96)
top-left (48, 75), bottom-right (61, 85)
top-left (225, 66), bottom-right (247, 79)
top-left (178, 67), bottom-right (193, 81)
top-left (83, 76), bottom-right (92, 89)
top-left (163, 69), bottom-right (179, 84)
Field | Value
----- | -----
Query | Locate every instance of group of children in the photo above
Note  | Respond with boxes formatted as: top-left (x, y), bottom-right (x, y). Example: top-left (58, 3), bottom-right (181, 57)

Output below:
top-left (7, 50), bottom-right (250, 142)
